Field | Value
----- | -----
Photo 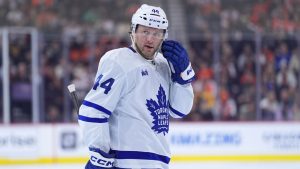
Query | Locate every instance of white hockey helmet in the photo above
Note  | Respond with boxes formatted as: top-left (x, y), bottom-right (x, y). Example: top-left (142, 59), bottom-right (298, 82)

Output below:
top-left (131, 4), bottom-right (168, 39)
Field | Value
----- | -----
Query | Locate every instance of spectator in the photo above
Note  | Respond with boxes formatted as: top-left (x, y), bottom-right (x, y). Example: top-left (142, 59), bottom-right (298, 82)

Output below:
top-left (292, 94), bottom-right (300, 121)
top-left (10, 62), bottom-right (32, 123)
top-left (193, 65), bottom-right (217, 121)
top-left (278, 88), bottom-right (294, 120)
top-left (238, 89), bottom-right (256, 121)
top-left (289, 46), bottom-right (300, 76)
top-left (261, 61), bottom-right (276, 95)
top-left (276, 61), bottom-right (297, 90)
top-left (275, 42), bottom-right (292, 73)
top-left (260, 90), bottom-right (281, 121)
top-left (216, 87), bottom-right (237, 120)
top-left (45, 105), bottom-right (61, 123)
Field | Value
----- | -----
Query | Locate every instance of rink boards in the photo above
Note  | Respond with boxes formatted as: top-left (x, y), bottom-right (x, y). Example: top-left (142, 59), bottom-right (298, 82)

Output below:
top-left (0, 122), bottom-right (300, 165)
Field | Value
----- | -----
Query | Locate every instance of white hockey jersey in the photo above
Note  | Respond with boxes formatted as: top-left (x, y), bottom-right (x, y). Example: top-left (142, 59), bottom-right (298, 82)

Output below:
top-left (78, 47), bottom-right (194, 169)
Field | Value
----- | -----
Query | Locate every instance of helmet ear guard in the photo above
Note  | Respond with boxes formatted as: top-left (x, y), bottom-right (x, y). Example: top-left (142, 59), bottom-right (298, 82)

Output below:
top-left (131, 4), bottom-right (168, 39)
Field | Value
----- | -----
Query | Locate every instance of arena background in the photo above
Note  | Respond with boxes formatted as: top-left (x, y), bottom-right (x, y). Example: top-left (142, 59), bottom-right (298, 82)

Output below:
top-left (0, 0), bottom-right (300, 168)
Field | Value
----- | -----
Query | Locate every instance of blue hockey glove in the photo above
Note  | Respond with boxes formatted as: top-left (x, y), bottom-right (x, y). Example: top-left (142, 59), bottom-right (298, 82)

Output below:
top-left (85, 147), bottom-right (115, 169)
top-left (161, 40), bottom-right (195, 85)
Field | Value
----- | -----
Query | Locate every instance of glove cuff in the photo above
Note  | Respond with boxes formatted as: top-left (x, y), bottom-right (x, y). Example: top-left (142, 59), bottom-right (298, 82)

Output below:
top-left (88, 147), bottom-right (114, 168)
top-left (180, 63), bottom-right (195, 81)
top-left (172, 63), bottom-right (196, 85)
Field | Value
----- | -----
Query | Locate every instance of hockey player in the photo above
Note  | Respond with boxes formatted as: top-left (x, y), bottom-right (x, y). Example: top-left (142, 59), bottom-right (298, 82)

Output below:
top-left (78, 4), bottom-right (195, 169)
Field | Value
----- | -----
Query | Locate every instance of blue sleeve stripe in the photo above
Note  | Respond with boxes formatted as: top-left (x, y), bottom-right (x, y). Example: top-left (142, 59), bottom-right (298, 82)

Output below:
top-left (78, 115), bottom-right (108, 123)
top-left (110, 150), bottom-right (170, 164)
top-left (169, 104), bottom-right (185, 117)
top-left (82, 100), bottom-right (112, 116)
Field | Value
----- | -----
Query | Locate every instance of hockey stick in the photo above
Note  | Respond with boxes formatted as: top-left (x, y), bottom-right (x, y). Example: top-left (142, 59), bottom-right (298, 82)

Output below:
top-left (67, 84), bottom-right (80, 114)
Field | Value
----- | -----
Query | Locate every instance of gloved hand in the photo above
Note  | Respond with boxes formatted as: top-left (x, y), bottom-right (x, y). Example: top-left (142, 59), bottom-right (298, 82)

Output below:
top-left (161, 40), bottom-right (195, 85)
top-left (85, 147), bottom-right (115, 169)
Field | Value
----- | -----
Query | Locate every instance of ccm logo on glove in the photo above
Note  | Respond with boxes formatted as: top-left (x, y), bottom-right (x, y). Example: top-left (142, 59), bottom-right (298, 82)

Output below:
top-left (187, 68), bottom-right (192, 75)
top-left (87, 147), bottom-right (115, 168)
top-left (91, 155), bottom-right (114, 167)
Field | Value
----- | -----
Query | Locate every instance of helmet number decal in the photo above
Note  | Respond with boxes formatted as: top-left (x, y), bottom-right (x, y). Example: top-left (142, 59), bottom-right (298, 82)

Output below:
top-left (92, 74), bottom-right (115, 94)
top-left (152, 9), bottom-right (159, 14)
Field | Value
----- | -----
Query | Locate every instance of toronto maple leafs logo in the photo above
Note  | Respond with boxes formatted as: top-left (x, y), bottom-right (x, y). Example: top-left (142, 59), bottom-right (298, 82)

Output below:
top-left (146, 85), bottom-right (169, 135)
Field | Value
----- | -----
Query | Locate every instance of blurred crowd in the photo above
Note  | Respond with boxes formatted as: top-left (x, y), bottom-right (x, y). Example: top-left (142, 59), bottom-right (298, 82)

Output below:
top-left (185, 0), bottom-right (300, 121)
top-left (186, 0), bottom-right (300, 34)
top-left (0, 0), bottom-right (300, 123)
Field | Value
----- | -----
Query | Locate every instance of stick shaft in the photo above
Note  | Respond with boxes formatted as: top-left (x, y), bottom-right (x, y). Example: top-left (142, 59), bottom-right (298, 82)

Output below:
top-left (70, 91), bottom-right (80, 114)
top-left (67, 84), bottom-right (80, 114)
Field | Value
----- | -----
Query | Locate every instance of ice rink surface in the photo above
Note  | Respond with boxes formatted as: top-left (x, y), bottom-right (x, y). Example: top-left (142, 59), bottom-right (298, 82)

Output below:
top-left (1, 162), bottom-right (300, 169)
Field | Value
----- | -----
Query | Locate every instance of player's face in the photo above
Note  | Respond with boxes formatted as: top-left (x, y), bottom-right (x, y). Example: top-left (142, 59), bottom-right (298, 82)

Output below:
top-left (134, 25), bottom-right (164, 60)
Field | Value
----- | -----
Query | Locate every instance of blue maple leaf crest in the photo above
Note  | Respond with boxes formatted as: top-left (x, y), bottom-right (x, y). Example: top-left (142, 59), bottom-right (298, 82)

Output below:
top-left (146, 85), bottom-right (169, 135)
